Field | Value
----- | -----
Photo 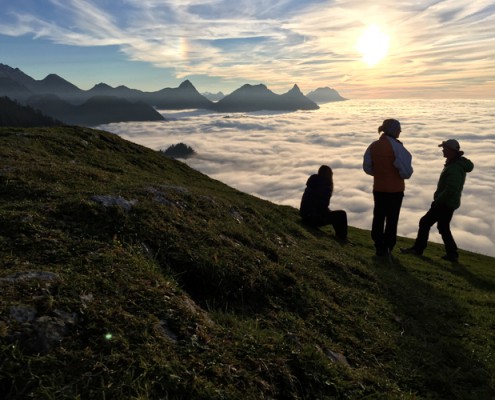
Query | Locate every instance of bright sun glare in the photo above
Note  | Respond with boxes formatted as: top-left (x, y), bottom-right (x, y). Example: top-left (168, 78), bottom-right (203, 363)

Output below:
top-left (356, 24), bottom-right (390, 66)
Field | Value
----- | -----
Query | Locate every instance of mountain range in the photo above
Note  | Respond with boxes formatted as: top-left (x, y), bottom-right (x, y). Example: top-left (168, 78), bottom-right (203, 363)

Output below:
top-left (0, 63), bottom-right (346, 126)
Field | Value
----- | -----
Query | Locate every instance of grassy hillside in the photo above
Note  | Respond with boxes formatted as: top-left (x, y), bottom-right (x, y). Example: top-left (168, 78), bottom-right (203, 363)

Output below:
top-left (0, 126), bottom-right (494, 399)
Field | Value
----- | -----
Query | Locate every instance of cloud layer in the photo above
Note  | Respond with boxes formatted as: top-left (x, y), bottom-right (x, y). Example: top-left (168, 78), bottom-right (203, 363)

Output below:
top-left (100, 99), bottom-right (495, 257)
top-left (1, 0), bottom-right (495, 97)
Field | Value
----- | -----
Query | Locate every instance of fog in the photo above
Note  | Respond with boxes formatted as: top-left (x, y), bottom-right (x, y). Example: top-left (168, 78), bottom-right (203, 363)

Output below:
top-left (100, 99), bottom-right (495, 257)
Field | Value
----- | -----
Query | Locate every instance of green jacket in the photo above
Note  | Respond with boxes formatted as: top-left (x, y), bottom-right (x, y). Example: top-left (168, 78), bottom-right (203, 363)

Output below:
top-left (434, 155), bottom-right (474, 210)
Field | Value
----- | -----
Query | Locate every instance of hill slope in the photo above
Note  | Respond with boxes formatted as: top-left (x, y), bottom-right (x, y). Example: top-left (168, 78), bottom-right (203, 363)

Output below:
top-left (0, 126), bottom-right (494, 399)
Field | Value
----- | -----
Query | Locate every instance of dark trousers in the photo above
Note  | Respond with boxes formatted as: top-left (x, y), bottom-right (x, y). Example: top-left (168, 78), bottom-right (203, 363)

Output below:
top-left (303, 210), bottom-right (348, 240)
top-left (372, 191), bottom-right (404, 253)
top-left (414, 203), bottom-right (457, 257)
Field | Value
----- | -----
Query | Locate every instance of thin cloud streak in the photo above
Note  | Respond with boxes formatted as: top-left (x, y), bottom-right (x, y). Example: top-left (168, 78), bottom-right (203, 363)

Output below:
top-left (1, 0), bottom-right (494, 97)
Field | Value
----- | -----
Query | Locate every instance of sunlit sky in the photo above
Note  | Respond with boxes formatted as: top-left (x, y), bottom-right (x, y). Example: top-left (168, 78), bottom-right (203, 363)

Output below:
top-left (1, 0), bottom-right (495, 98)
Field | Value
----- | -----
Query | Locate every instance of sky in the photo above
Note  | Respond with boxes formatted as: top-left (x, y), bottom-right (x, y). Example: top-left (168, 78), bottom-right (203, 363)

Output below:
top-left (1, 0), bottom-right (495, 98)
top-left (100, 99), bottom-right (495, 258)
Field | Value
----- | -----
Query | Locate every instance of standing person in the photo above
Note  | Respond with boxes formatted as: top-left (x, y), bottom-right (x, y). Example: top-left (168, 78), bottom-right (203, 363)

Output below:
top-left (363, 119), bottom-right (413, 257)
top-left (401, 139), bottom-right (474, 262)
top-left (300, 165), bottom-right (348, 242)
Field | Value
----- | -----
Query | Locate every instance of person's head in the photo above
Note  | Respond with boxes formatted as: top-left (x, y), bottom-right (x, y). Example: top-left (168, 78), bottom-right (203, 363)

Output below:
top-left (317, 165), bottom-right (333, 188)
top-left (378, 119), bottom-right (401, 138)
top-left (318, 165), bottom-right (333, 179)
top-left (439, 139), bottom-right (462, 160)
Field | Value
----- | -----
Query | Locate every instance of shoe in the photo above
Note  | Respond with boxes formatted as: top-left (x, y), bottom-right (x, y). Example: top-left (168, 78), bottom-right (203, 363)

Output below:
top-left (400, 247), bottom-right (422, 256)
top-left (441, 254), bottom-right (459, 263)
top-left (337, 237), bottom-right (355, 246)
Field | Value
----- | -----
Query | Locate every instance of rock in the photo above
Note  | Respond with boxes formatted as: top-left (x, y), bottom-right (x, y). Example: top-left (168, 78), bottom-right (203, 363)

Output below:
top-left (90, 195), bottom-right (137, 211)
top-left (1, 271), bottom-right (59, 283)
top-left (325, 349), bottom-right (350, 367)
top-left (10, 305), bottom-right (37, 323)
top-left (32, 316), bottom-right (68, 354)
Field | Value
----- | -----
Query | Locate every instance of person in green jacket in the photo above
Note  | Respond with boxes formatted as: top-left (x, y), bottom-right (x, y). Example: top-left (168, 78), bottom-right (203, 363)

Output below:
top-left (401, 139), bottom-right (474, 262)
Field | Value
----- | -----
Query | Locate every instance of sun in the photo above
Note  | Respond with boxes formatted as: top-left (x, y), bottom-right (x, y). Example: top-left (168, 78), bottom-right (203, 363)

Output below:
top-left (356, 24), bottom-right (390, 66)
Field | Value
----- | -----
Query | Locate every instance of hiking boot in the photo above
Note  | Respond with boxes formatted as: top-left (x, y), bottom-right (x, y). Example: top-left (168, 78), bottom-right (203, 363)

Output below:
top-left (400, 247), bottom-right (422, 256)
top-left (337, 237), bottom-right (355, 246)
top-left (441, 254), bottom-right (459, 263)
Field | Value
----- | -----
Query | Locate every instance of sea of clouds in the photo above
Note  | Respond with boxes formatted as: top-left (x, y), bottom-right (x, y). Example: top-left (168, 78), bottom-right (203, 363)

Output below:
top-left (100, 99), bottom-right (495, 257)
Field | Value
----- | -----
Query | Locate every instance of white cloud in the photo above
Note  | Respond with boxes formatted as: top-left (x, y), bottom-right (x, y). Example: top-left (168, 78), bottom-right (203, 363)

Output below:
top-left (100, 98), bottom-right (495, 257)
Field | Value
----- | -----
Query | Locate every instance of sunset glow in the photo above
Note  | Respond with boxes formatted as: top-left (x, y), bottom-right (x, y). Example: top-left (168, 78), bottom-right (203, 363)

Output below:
top-left (356, 25), bottom-right (390, 66)
top-left (0, 1), bottom-right (494, 98)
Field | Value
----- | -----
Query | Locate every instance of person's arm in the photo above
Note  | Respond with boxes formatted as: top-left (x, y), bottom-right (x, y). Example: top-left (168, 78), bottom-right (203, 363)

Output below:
top-left (363, 146), bottom-right (374, 176)
top-left (388, 137), bottom-right (413, 179)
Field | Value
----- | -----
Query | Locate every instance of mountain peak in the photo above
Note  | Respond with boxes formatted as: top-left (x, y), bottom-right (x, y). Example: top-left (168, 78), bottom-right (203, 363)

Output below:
top-left (288, 84), bottom-right (302, 94)
top-left (306, 86), bottom-right (347, 103)
top-left (0, 63), bottom-right (37, 89)
top-left (37, 73), bottom-right (81, 94)
top-left (239, 83), bottom-right (268, 91)
top-left (93, 82), bottom-right (114, 90)
top-left (179, 80), bottom-right (195, 90)
top-left (42, 73), bottom-right (64, 81)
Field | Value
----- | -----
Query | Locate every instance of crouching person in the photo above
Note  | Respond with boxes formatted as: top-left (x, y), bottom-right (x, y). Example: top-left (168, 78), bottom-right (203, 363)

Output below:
top-left (300, 165), bottom-right (348, 242)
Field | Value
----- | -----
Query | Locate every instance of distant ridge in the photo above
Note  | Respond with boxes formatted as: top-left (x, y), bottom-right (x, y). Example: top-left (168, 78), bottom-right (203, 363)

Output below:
top-left (26, 94), bottom-right (165, 126)
top-left (306, 87), bottom-right (347, 103)
top-left (213, 83), bottom-right (319, 112)
top-left (0, 62), bottom-right (347, 117)
top-left (148, 80), bottom-right (213, 109)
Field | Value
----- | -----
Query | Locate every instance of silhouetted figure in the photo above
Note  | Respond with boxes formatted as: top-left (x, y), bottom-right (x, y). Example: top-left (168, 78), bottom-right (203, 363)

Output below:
top-left (300, 165), bottom-right (348, 241)
top-left (401, 139), bottom-right (474, 262)
top-left (363, 119), bottom-right (413, 256)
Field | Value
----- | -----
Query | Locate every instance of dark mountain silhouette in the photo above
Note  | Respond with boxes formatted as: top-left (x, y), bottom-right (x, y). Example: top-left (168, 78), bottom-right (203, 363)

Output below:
top-left (0, 77), bottom-right (33, 100)
top-left (0, 63), bottom-right (213, 111)
top-left (35, 74), bottom-right (84, 100)
top-left (213, 83), bottom-right (319, 112)
top-left (77, 96), bottom-right (165, 125)
top-left (0, 63), bottom-right (38, 90)
top-left (0, 63), bottom-right (336, 114)
top-left (280, 84), bottom-right (320, 110)
top-left (0, 96), bottom-right (62, 127)
top-left (27, 95), bottom-right (165, 126)
top-left (306, 87), bottom-right (347, 103)
top-left (26, 94), bottom-right (74, 120)
top-left (87, 80), bottom-right (213, 109)
top-left (146, 80), bottom-right (213, 109)
top-left (88, 83), bottom-right (146, 102)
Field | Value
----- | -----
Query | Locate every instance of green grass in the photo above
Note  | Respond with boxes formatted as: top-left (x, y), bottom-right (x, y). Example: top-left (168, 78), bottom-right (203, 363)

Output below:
top-left (0, 126), bottom-right (494, 399)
